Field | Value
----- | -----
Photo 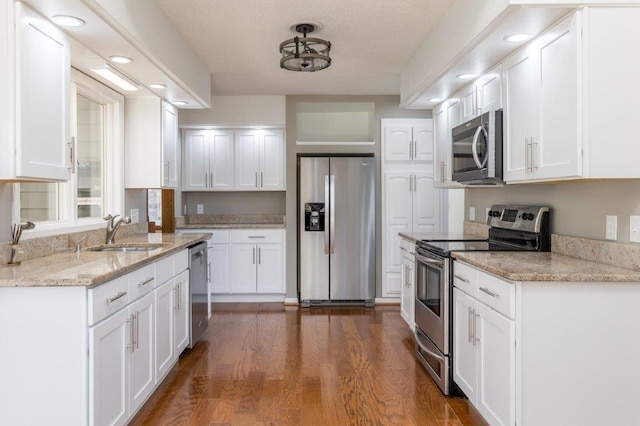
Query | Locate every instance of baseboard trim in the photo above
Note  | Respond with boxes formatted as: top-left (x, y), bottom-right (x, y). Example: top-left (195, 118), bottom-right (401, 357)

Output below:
top-left (284, 297), bottom-right (299, 306)
top-left (212, 294), bottom-right (286, 303)
top-left (375, 297), bottom-right (401, 305)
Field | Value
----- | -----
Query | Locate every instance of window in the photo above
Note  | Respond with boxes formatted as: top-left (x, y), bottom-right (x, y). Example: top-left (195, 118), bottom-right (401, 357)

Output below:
top-left (18, 70), bottom-right (124, 236)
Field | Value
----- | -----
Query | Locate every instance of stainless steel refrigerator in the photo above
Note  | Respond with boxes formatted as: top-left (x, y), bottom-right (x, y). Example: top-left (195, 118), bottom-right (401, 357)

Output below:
top-left (299, 156), bottom-right (375, 306)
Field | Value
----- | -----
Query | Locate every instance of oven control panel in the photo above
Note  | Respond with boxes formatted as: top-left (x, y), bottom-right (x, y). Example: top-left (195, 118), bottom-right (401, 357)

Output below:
top-left (486, 205), bottom-right (550, 233)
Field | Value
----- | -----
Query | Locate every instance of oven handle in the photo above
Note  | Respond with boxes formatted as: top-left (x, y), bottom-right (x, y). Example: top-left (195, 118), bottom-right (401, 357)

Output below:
top-left (414, 252), bottom-right (445, 268)
top-left (415, 335), bottom-right (445, 363)
top-left (471, 125), bottom-right (488, 169)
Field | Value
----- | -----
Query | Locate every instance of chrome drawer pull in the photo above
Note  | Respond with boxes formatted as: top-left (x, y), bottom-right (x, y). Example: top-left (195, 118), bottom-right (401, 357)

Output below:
top-left (479, 287), bottom-right (499, 298)
top-left (454, 274), bottom-right (469, 283)
top-left (106, 291), bottom-right (127, 304)
top-left (138, 277), bottom-right (154, 287)
top-left (248, 236), bottom-right (265, 239)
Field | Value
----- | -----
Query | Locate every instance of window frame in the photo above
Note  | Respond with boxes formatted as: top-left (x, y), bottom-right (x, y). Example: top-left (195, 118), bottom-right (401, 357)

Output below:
top-left (14, 69), bottom-right (125, 238)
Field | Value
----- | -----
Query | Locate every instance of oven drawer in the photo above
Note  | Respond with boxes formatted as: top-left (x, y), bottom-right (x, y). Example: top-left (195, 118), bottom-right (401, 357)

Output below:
top-left (477, 269), bottom-right (515, 319)
top-left (453, 261), bottom-right (477, 297)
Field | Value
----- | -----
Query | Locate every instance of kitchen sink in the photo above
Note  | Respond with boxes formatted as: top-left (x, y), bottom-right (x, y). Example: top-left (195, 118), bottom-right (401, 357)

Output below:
top-left (86, 244), bottom-right (166, 252)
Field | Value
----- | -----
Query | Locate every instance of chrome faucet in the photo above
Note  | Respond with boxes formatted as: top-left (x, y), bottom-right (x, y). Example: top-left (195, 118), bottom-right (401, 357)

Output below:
top-left (104, 214), bottom-right (131, 244)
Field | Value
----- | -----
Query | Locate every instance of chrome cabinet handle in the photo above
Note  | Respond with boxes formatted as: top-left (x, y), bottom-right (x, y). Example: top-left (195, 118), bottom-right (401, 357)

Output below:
top-left (258, 247), bottom-right (261, 264)
top-left (413, 140), bottom-right (417, 159)
top-left (68, 137), bottom-right (76, 173)
top-left (468, 306), bottom-right (473, 343)
top-left (474, 311), bottom-right (480, 345)
top-left (138, 277), bottom-right (154, 288)
top-left (248, 236), bottom-right (265, 239)
top-left (210, 172), bottom-right (214, 188)
top-left (133, 312), bottom-right (139, 350)
top-left (409, 175), bottom-right (412, 192)
top-left (252, 247), bottom-right (256, 264)
top-left (255, 172), bottom-right (258, 187)
top-left (479, 287), bottom-right (499, 298)
top-left (173, 287), bottom-right (178, 311)
top-left (413, 175), bottom-right (417, 192)
top-left (127, 316), bottom-right (134, 353)
top-left (454, 274), bottom-right (469, 283)
top-left (205, 171), bottom-right (208, 188)
top-left (532, 138), bottom-right (538, 172)
top-left (525, 137), bottom-right (531, 172)
top-left (261, 171), bottom-right (264, 187)
top-left (106, 291), bottom-right (127, 304)
top-left (207, 261), bottom-right (211, 282)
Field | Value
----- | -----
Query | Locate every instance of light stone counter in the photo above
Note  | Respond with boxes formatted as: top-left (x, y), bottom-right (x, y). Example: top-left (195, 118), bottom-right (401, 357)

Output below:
top-left (452, 251), bottom-right (640, 282)
top-left (0, 233), bottom-right (211, 288)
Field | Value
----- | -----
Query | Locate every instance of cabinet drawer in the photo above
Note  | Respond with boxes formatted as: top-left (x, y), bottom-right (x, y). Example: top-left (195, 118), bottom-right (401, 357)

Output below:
top-left (453, 261), bottom-right (477, 297)
top-left (231, 229), bottom-right (282, 244)
top-left (88, 276), bottom-right (129, 325)
top-left (155, 255), bottom-right (174, 285)
top-left (477, 270), bottom-right (515, 318)
top-left (209, 230), bottom-right (230, 244)
top-left (128, 264), bottom-right (156, 300)
top-left (174, 250), bottom-right (188, 274)
top-left (400, 237), bottom-right (415, 255)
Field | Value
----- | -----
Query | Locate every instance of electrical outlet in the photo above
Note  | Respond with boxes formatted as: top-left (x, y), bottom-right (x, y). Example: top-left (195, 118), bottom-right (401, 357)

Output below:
top-left (130, 208), bottom-right (139, 224)
top-left (606, 215), bottom-right (617, 240)
top-left (486, 208), bottom-right (491, 220)
top-left (196, 204), bottom-right (204, 215)
top-left (469, 207), bottom-right (476, 221)
top-left (631, 216), bottom-right (640, 243)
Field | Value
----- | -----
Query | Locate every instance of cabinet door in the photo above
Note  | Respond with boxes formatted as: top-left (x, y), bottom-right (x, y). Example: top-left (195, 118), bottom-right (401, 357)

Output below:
top-left (231, 244), bottom-right (257, 293)
top-left (433, 105), bottom-right (448, 183)
top-left (260, 130), bottom-right (285, 190)
top-left (536, 13), bottom-right (581, 180)
top-left (413, 172), bottom-right (437, 233)
top-left (235, 130), bottom-right (260, 190)
top-left (383, 172), bottom-right (412, 297)
top-left (16, 3), bottom-right (70, 181)
top-left (460, 85), bottom-right (479, 123)
top-left (209, 244), bottom-right (230, 293)
top-left (256, 244), bottom-right (284, 293)
top-left (477, 68), bottom-right (502, 113)
top-left (384, 125), bottom-right (413, 161)
top-left (129, 293), bottom-right (155, 415)
top-left (477, 303), bottom-right (515, 426)
top-left (413, 121), bottom-right (434, 163)
top-left (209, 130), bottom-right (235, 190)
top-left (182, 130), bottom-right (209, 191)
top-left (154, 279), bottom-right (174, 381)
top-left (161, 101), bottom-right (179, 188)
top-left (174, 270), bottom-right (190, 356)
top-left (503, 44), bottom-right (539, 182)
top-left (453, 288), bottom-right (478, 405)
top-left (89, 309), bottom-right (129, 426)
top-left (400, 255), bottom-right (414, 329)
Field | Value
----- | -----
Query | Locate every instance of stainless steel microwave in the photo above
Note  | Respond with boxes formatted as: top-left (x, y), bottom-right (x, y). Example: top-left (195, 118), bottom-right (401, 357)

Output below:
top-left (452, 110), bottom-right (503, 184)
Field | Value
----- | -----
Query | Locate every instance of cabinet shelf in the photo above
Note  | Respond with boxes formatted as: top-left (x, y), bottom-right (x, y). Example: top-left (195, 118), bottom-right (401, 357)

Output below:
top-left (296, 102), bottom-right (375, 144)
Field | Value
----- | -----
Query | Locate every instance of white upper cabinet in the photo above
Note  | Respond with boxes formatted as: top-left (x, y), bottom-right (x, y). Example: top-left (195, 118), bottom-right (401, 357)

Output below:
top-left (125, 98), bottom-right (180, 188)
top-left (182, 129), bottom-right (235, 191)
top-left (383, 120), bottom-right (433, 163)
top-left (235, 129), bottom-right (285, 191)
top-left (433, 100), bottom-right (463, 187)
top-left (0, 2), bottom-right (71, 182)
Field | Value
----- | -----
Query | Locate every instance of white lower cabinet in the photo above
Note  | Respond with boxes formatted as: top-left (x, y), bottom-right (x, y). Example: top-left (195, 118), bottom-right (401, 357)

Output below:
top-left (173, 270), bottom-right (190, 355)
top-left (155, 278), bottom-right (175, 381)
top-left (128, 294), bottom-right (156, 415)
top-left (399, 238), bottom-right (415, 330)
top-left (230, 238), bottom-right (284, 294)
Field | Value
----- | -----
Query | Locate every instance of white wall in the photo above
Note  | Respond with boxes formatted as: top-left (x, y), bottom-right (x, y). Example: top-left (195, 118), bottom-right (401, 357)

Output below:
top-left (0, 184), bottom-right (11, 242)
top-left (179, 96), bottom-right (286, 127)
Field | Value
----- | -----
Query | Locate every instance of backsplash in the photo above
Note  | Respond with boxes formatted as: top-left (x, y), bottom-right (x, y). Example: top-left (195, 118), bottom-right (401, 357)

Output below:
top-left (176, 214), bottom-right (286, 226)
top-left (463, 221), bottom-right (489, 238)
top-left (552, 234), bottom-right (640, 272)
top-left (0, 222), bottom-right (148, 266)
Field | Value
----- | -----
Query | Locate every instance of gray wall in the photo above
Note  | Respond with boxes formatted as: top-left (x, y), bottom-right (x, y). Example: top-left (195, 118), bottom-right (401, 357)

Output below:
top-left (285, 95), bottom-right (430, 300)
top-left (465, 180), bottom-right (640, 243)
top-left (183, 192), bottom-right (286, 215)
top-left (124, 189), bottom-right (149, 222)
top-left (0, 183), bottom-right (11, 242)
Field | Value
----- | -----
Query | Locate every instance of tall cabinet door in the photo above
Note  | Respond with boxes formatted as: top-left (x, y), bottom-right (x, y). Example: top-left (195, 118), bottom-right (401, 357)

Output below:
top-left (161, 101), bottom-right (179, 188)
top-left (129, 293), bottom-right (155, 415)
top-left (384, 172), bottom-right (412, 274)
top-left (260, 130), bottom-right (285, 190)
top-left (183, 130), bottom-right (209, 191)
top-left (234, 130), bottom-right (260, 190)
top-left (503, 44), bottom-right (539, 182)
top-left (384, 126), bottom-right (413, 161)
top-left (413, 172), bottom-right (438, 232)
top-left (16, 3), bottom-right (71, 181)
top-left (413, 122), bottom-right (434, 162)
top-left (210, 130), bottom-right (235, 190)
top-left (89, 309), bottom-right (130, 426)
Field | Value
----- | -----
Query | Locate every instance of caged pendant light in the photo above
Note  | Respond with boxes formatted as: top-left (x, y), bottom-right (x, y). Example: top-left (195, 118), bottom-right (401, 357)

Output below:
top-left (279, 23), bottom-right (331, 72)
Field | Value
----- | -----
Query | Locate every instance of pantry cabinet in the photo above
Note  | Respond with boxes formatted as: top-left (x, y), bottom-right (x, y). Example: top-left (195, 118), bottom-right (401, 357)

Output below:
top-left (0, 2), bottom-right (71, 182)
top-left (383, 120), bottom-right (433, 163)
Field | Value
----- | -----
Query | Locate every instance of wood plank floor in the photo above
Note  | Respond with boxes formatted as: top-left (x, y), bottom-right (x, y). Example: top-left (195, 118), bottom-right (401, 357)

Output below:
top-left (130, 303), bottom-right (487, 425)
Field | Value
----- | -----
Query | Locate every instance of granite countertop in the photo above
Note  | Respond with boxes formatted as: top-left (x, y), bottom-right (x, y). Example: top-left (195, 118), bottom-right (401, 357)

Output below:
top-left (0, 233), bottom-right (211, 288)
top-left (398, 232), bottom-right (486, 244)
top-left (176, 214), bottom-right (285, 229)
top-left (452, 251), bottom-right (640, 282)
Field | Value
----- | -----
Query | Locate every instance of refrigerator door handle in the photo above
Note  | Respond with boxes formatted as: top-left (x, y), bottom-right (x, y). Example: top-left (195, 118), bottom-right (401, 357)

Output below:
top-left (324, 175), bottom-right (330, 254)
top-left (329, 174), bottom-right (336, 254)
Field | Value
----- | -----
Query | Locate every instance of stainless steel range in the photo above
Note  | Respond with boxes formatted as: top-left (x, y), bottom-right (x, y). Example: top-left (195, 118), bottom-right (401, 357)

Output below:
top-left (413, 205), bottom-right (551, 395)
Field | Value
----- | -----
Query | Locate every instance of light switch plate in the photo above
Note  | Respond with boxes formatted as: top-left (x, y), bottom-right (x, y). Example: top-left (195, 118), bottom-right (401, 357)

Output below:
top-left (486, 208), bottom-right (491, 221)
top-left (469, 207), bottom-right (476, 221)
top-left (630, 216), bottom-right (640, 243)
top-left (130, 208), bottom-right (139, 224)
top-left (196, 204), bottom-right (204, 215)
top-left (606, 215), bottom-right (617, 240)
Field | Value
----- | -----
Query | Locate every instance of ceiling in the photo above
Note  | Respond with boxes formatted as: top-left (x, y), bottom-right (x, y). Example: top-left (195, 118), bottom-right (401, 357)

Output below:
top-left (153, 0), bottom-right (456, 96)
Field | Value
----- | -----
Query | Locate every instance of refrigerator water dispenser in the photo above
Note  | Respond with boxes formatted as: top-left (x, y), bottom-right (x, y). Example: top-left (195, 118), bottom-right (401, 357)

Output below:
top-left (304, 203), bottom-right (325, 231)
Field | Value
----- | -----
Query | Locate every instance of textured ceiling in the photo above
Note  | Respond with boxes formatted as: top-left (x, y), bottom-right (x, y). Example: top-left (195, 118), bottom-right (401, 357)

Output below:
top-left (153, 0), bottom-right (455, 96)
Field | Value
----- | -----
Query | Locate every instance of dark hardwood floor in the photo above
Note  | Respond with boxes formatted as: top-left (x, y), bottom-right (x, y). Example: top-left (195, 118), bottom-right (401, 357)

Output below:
top-left (130, 303), bottom-right (487, 425)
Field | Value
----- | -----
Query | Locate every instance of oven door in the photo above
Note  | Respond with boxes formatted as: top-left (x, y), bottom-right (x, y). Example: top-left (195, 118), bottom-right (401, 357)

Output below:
top-left (414, 248), bottom-right (449, 355)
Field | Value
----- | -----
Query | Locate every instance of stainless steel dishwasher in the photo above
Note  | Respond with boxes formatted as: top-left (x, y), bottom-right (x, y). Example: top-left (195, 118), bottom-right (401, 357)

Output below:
top-left (188, 242), bottom-right (208, 347)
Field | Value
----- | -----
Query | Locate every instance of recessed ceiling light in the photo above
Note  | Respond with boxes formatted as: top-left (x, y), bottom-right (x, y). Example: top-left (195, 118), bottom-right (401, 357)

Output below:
top-left (456, 73), bottom-right (476, 80)
top-left (109, 56), bottom-right (133, 64)
top-left (172, 101), bottom-right (188, 106)
top-left (51, 15), bottom-right (85, 27)
top-left (149, 83), bottom-right (167, 89)
top-left (504, 33), bottom-right (532, 43)
top-left (90, 66), bottom-right (139, 92)
top-left (428, 98), bottom-right (443, 103)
